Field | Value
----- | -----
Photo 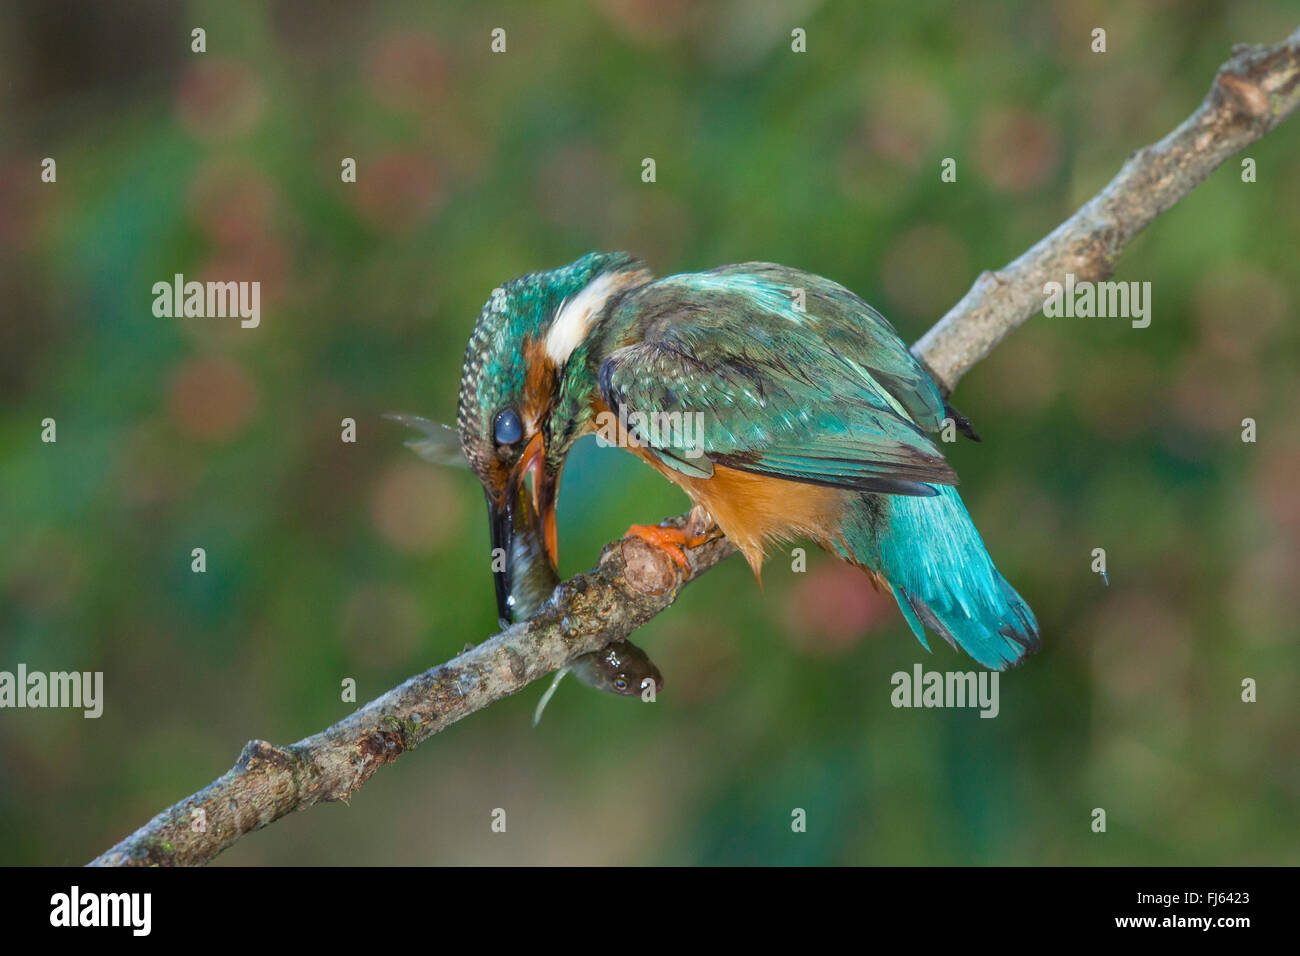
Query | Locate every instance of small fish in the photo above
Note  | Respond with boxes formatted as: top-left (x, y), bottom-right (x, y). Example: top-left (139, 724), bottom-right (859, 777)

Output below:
top-left (497, 469), bottom-right (664, 723)
top-left (569, 641), bottom-right (664, 696)
top-left (389, 411), bottom-right (666, 720)
top-left (532, 638), bottom-right (663, 726)
top-left (502, 469), bottom-right (560, 624)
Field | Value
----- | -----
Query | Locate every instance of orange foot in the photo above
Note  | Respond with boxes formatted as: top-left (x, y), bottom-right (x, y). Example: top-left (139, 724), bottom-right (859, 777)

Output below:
top-left (623, 523), bottom-right (714, 575)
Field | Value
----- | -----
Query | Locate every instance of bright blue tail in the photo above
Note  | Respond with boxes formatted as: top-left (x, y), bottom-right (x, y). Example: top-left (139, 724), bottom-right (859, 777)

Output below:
top-left (838, 485), bottom-right (1040, 670)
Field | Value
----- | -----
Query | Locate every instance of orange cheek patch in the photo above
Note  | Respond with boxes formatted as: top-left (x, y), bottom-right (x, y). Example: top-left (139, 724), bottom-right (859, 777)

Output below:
top-left (520, 336), bottom-right (559, 431)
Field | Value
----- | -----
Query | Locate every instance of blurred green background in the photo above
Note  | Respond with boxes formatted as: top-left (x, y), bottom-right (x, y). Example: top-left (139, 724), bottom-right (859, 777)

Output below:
top-left (1, 0), bottom-right (1298, 865)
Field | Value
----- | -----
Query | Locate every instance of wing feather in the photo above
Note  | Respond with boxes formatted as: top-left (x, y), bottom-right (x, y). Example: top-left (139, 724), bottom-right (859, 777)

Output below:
top-left (597, 267), bottom-right (954, 494)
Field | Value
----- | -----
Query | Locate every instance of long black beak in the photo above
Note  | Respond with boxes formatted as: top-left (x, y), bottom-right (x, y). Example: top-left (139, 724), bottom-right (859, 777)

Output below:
top-left (488, 433), bottom-right (560, 624)
top-left (488, 485), bottom-right (517, 624)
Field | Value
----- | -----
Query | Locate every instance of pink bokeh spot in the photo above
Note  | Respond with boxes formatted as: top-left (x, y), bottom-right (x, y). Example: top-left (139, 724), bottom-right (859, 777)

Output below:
top-left (353, 152), bottom-right (441, 233)
top-left (175, 59), bottom-right (266, 141)
top-left (166, 356), bottom-right (259, 441)
top-left (783, 559), bottom-right (893, 656)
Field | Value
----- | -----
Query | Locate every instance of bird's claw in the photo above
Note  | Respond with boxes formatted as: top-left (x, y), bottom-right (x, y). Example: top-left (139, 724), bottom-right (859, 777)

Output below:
top-left (684, 503), bottom-right (721, 542)
top-left (622, 523), bottom-right (711, 575)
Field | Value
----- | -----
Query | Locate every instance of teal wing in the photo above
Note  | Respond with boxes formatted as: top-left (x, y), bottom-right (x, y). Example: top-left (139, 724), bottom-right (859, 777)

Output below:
top-left (597, 265), bottom-right (954, 495)
top-left (706, 263), bottom-right (945, 429)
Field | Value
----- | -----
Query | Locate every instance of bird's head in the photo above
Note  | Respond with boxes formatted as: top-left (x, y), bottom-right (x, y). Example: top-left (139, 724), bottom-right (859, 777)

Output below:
top-left (456, 252), bottom-right (651, 619)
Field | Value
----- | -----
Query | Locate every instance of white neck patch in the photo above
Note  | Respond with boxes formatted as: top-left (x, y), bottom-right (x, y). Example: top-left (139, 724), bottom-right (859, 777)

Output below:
top-left (545, 270), bottom-right (630, 366)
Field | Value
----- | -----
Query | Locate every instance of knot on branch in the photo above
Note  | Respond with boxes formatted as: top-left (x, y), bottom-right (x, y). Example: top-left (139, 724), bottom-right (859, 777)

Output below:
top-left (620, 535), bottom-right (680, 595)
top-left (1211, 35), bottom-right (1300, 130)
top-left (357, 716), bottom-right (416, 765)
top-left (1214, 70), bottom-right (1271, 121)
top-left (236, 739), bottom-right (301, 775)
top-left (1068, 226), bottom-right (1124, 282)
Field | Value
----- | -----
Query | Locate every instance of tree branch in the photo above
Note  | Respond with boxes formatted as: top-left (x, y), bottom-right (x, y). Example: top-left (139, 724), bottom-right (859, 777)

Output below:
top-left (914, 26), bottom-right (1300, 393)
top-left (90, 529), bottom-right (734, 866)
top-left (90, 28), bottom-right (1300, 866)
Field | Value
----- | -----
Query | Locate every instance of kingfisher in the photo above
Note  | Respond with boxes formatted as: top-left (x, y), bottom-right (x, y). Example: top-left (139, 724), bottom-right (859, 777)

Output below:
top-left (455, 252), bottom-right (1040, 670)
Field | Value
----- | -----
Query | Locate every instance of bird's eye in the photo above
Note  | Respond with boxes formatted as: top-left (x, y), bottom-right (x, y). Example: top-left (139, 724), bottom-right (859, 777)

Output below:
top-left (493, 408), bottom-right (523, 445)
top-left (613, 678), bottom-right (628, 691)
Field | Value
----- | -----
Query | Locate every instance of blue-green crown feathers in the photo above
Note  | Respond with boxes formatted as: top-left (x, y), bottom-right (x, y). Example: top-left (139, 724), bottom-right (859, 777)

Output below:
top-left (456, 252), bottom-right (641, 474)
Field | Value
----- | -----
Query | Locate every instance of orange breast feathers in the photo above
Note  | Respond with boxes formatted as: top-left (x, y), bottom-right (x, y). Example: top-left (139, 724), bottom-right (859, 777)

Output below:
top-left (589, 399), bottom-right (849, 577)
top-left (671, 464), bottom-right (849, 578)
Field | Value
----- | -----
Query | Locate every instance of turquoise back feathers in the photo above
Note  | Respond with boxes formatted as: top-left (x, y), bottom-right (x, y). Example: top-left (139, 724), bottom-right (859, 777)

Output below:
top-left (595, 262), bottom-right (957, 496)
